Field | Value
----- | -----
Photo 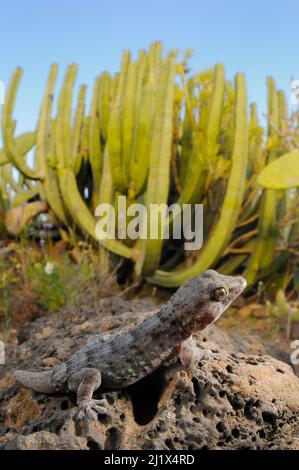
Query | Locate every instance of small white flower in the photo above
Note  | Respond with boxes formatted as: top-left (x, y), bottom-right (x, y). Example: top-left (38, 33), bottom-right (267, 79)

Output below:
top-left (45, 262), bottom-right (55, 275)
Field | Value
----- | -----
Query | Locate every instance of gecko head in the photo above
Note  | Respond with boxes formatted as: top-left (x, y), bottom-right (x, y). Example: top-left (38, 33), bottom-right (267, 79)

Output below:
top-left (173, 269), bottom-right (247, 333)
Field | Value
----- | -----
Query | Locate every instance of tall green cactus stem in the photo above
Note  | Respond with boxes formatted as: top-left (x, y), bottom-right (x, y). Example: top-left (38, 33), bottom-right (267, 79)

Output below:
top-left (149, 73), bottom-right (248, 286)
top-left (248, 102), bottom-right (264, 175)
top-left (219, 80), bottom-right (235, 161)
top-left (277, 90), bottom-right (288, 137)
top-left (149, 41), bottom-right (163, 74)
top-left (89, 77), bottom-right (102, 209)
top-left (99, 145), bottom-right (114, 214)
top-left (0, 131), bottom-right (36, 166)
top-left (98, 145), bottom-right (114, 271)
top-left (238, 102), bottom-right (264, 229)
top-left (56, 64), bottom-right (78, 170)
top-left (276, 90), bottom-right (293, 244)
top-left (77, 117), bottom-right (90, 169)
top-left (178, 64), bottom-right (225, 205)
top-left (108, 51), bottom-right (131, 193)
top-left (59, 167), bottom-right (133, 258)
top-left (134, 50), bottom-right (147, 114)
top-left (0, 167), bottom-right (9, 204)
top-left (122, 60), bottom-right (137, 187)
top-left (35, 64), bottom-right (68, 225)
top-left (55, 66), bottom-right (132, 259)
top-left (204, 64), bottom-right (225, 167)
top-left (35, 64), bottom-right (58, 176)
top-left (178, 79), bottom-right (194, 188)
top-left (2, 163), bottom-right (20, 192)
top-left (2, 68), bottom-right (39, 179)
top-left (245, 77), bottom-right (279, 284)
top-left (0, 181), bottom-right (8, 234)
top-left (72, 85), bottom-right (87, 175)
top-left (55, 64), bottom-right (80, 226)
top-left (107, 103), bottom-right (124, 191)
top-left (126, 51), bottom-right (148, 197)
top-left (111, 73), bottom-right (119, 102)
top-left (98, 72), bottom-right (111, 141)
top-left (12, 186), bottom-right (40, 207)
top-left (218, 240), bottom-right (255, 275)
top-left (129, 70), bottom-right (155, 198)
top-left (135, 56), bottom-right (176, 276)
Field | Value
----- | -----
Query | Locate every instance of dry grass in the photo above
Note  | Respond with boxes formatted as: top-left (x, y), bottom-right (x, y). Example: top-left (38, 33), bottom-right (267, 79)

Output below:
top-left (0, 238), bottom-right (121, 331)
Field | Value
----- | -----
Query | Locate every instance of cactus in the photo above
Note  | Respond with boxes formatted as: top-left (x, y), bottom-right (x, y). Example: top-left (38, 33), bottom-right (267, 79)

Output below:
top-left (72, 85), bottom-right (87, 175)
top-left (0, 131), bottom-right (36, 166)
top-left (107, 51), bottom-right (131, 194)
top-left (2, 68), bottom-right (39, 179)
top-left (12, 186), bottom-right (40, 207)
top-left (135, 56), bottom-right (176, 276)
top-left (129, 68), bottom-right (155, 199)
top-left (1, 43), bottom-right (299, 292)
top-left (203, 64), bottom-right (225, 167)
top-left (122, 60), bottom-right (137, 187)
top-left (98, 72), bottom-right (111, 141)
top-left (89, 77), bottom-right (102, 209)
top-left (178, 79), bottom-right (194, 189)
top-left (97, 145), bottom-right (114, 271)
top-left (245, 77), bottom-right (280, 284)
top-left (35, 64), bottom-right (68, 226)
top-left (149, 73), bottom-right (248, 286)
top-left (60, 167), bottom-right (133, 258)
top-left (108, 43), bottom-right (166, 200)
top-left (52, 65), bottom-right (133, 258)
top-left (248, 102), bottom-right (264, 175)
top-left (56, 64), bottom-right (78, 171)
top-left (177, 65), bottom-right (225, 206)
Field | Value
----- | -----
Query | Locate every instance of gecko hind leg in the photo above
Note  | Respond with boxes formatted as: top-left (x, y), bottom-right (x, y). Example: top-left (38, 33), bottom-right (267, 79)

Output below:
top-left (68, 368), bottom-right (108, 421)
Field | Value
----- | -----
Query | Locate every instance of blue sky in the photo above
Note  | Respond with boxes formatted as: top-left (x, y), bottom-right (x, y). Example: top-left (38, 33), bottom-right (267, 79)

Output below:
top-left (0, 0), bottom-right (298, 137)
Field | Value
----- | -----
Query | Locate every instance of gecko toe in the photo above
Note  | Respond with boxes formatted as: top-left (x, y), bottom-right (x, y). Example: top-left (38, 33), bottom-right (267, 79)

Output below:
top-left (94, 398), bottom-right (108, 407)
top-left (93, 405), bottom-right (108, 415)
top-left (77, 407), bottom-right (98, 421)
top-left (201, 350), bottom-right (221, 361)
top-left (77, 399), bottom-right (108, 421)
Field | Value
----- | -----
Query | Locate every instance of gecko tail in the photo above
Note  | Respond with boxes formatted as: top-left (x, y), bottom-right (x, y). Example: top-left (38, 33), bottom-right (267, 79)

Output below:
top-left (15, 369), bottom-right (57, 394)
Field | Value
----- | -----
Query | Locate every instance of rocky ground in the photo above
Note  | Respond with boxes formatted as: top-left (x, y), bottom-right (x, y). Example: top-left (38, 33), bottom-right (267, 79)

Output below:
top-left (0, 296), bottom-right (299, 450)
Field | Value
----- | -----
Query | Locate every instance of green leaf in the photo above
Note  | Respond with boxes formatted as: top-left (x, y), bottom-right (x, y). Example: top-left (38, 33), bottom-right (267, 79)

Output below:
top-left (258, 150), bottom-right (299, 189)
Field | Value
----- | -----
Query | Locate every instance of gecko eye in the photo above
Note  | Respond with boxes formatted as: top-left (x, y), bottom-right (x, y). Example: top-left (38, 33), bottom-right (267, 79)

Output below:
top-left (211, 287), bottom-right (227, 301)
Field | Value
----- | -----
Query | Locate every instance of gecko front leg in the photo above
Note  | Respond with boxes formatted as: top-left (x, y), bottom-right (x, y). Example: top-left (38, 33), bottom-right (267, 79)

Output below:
top-left (179, 336), bottom-right (221, 373)
top-left (68, 368), bottom-right (108, 421)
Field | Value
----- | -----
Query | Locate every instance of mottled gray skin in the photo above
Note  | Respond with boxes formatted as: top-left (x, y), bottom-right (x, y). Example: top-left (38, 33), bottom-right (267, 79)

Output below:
top-left (15, 270), bottom-right (246, 420)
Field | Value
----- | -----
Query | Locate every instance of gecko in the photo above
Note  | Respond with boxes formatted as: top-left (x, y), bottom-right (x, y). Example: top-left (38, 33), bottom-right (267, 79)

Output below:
top-left (15, 269), bottom-right (247, 421)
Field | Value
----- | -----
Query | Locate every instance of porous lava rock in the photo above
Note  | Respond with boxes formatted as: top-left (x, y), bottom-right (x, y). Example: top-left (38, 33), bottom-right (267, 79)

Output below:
top-left (1, 297), bottom-right (299, 450)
